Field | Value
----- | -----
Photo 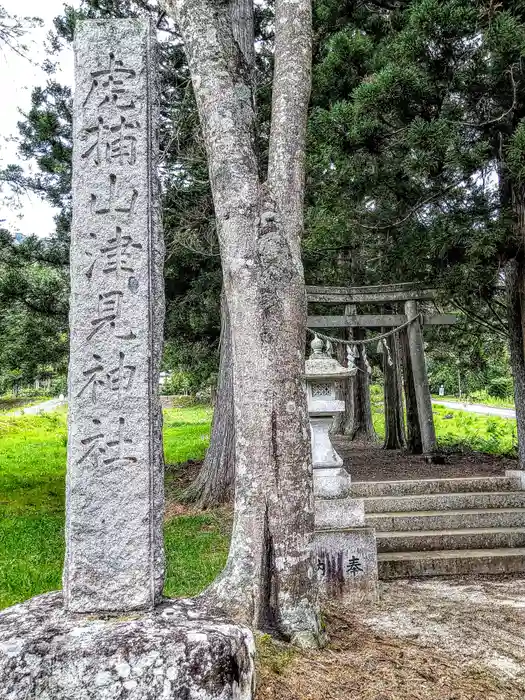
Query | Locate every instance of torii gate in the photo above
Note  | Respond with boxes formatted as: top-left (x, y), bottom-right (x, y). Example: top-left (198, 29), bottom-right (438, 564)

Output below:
top-left (306, 283), bottom-right (458, 455)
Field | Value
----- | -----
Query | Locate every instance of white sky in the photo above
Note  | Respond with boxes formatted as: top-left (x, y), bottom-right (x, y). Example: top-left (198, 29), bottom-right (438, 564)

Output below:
top-left (0, 0), bottom-right (76, 237)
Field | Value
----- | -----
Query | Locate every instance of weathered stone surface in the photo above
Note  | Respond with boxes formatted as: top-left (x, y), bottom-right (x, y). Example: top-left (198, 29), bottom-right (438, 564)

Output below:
top-left (0, 593), bottom-right (255, 700)
top-left (65, 19), bottom-right (165, 613)
top-left (313, 467), bottom-right (351, 499)
top-left (310, 417), bottom-right (344, 469)
top-left (315, 528), bottom-right (378, 602)
top-left (315, 497), bottom-right (365, 529)
top-left (506, 469), bottom-right (525, 490)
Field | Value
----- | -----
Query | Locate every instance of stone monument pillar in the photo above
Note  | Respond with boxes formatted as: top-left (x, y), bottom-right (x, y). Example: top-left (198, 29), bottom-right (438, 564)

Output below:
top-left (64, 18), bottom-right (165, 613)
top-left (0, 20), bottom-right (255, 698)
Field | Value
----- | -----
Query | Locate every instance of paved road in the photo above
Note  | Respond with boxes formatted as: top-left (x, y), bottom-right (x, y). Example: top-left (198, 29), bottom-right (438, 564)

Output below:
top-left (9, 397), bottom-right (67, 417)
top-left (432, 399), bottom-right (516, 420)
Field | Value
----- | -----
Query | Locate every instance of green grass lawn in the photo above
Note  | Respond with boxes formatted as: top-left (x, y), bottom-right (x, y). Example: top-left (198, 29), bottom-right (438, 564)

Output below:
top-left (370, 385), bottom-right (517, 455)
top-left (0, 399), bottom-right (518, 610)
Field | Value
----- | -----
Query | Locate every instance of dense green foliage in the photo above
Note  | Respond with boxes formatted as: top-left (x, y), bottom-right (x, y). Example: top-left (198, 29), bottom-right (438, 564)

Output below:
top-left (2, 0), bottom-right (523, 399)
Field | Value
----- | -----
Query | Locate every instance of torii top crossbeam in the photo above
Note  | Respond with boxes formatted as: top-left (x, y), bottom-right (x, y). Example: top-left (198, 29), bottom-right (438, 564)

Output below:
top-left (306, 283), bottom-right (437, 304)
top-left (306, 284), bottom-right (457, 328)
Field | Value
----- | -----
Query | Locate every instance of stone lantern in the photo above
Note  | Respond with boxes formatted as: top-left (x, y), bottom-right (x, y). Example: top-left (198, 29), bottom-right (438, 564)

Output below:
top-left (306, 335), bottom-right (379, 603)
top-left (305, 335), bottom-right (357, 498)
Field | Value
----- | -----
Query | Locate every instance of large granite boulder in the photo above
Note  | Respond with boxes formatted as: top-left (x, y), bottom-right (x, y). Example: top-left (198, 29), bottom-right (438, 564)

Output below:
top-left (0, 593), bottom-right (255, 700)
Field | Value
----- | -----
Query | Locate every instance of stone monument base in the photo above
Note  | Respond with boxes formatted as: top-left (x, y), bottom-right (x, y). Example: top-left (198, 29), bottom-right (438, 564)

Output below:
top-left (0, 593), bottom-right (254, 700)
top-left (315, 528), bottom-right (378, 603)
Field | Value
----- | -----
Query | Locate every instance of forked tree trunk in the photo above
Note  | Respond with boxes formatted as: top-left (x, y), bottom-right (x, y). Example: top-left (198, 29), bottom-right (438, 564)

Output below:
top-left (183, 0), bottom-right (255, 508)
top-left (506, 257), bottom-right (525, 468)
top-left (165, 0), bottom-right (320, 644)
top-left (383, 334), bottom-right (405, 450)
top-left (183, 292), bottom-right (235, 506)
top-left (399, 327), bottom-right (423, 454)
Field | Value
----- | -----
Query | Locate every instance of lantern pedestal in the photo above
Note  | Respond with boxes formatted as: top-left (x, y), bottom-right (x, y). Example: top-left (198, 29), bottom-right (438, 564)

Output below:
top-left (313, 467), bottom-right (351, 499)
top-left (305, 336), bottom-right (378, 603)
top-left (311, 416), bottom-right (344, 468)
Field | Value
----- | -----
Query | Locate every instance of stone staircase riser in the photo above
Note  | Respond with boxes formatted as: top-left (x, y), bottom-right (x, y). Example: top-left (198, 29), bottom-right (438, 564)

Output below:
top-left (376, 530), bottom-right (525, 553)
top-left (367, 509), bottom-right (525, 532)
top-left (363, 491), bottom-right (525, 514)
top-left (379, 552), bottom-right (525, 579)
top-left (351, 476), bottom-right (520, 498)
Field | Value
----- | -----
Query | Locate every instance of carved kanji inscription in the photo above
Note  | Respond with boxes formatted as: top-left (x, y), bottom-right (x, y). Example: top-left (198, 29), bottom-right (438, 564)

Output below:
top-left (66, 19), bottom-right (164, 614)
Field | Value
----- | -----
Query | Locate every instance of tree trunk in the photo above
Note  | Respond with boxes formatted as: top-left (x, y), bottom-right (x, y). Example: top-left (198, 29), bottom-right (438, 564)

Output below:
top-left (182, 0), bottom-right (254, 509)
top-left (229, 0), bottom-right (255, 67)
top-left (331, 335), bottom-right (348, 435)
top-left (399, 327), bottom-right (422, 454)
top-left (166, 0), bottom-right (320, 644)
top-left (506, 257), bottom-right (525, 468)
top-left (183, 292), bottom-right (235, 507)
top-left (348, 329), bottom-right (376, 442)
top-left (383, 334), bottom-right (405, 450)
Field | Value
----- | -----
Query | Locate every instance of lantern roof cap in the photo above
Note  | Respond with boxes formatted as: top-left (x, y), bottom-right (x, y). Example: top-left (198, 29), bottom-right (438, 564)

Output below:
top-left (305, 336), bottom-right (357, 380)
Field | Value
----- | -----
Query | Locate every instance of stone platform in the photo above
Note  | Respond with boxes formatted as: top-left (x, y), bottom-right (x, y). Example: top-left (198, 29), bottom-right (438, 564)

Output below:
top-left (0, 593), bottom-right (254, 700)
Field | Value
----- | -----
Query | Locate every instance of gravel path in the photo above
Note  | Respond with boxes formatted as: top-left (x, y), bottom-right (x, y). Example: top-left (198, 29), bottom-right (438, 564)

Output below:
top-left (359, 576), bottom-right (525, 690)
top-left (9, 397), bottom-right (66, 416)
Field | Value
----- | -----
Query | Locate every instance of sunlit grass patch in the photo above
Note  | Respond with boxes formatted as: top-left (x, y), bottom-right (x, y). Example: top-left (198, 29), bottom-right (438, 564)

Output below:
top-left (0, 405), bottom-right (216, 609)
top-left (0, 397), bottom-right (519, 610)
top-left (164, 512), bottom-right (229, 598)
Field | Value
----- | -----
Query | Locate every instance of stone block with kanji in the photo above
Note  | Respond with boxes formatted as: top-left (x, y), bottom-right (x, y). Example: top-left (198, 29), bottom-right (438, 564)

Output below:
top-left (314, 528), bottom-right (378, 603)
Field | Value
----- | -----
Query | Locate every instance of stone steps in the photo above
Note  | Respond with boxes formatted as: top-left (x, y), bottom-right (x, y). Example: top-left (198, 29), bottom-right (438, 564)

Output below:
top-left (366, 507), bottom-right (525, 531)
top-left (376, 527), bottom-right (525, 553)
top-left (362, 490), bottom-right (525, 514)
top-left (362, 473), bottom-right (525, 578)
top-left (351, 475), bottom-right (520, 498)
top-left (378, 547), bottom-right (525, 579)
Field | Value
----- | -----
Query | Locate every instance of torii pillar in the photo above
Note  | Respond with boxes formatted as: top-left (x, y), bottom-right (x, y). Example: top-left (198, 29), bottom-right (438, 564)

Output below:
top-left (405, 300), bottom-right (436, 455)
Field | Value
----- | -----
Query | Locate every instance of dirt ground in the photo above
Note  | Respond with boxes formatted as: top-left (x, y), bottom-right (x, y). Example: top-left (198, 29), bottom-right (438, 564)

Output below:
top-left (336, 439), bottom-right (517, 481)
top-left (257, 576), bottom-right (525, 700)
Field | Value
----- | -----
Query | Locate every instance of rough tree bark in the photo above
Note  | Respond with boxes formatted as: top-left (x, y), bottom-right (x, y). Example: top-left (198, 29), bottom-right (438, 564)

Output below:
top-left (332, 326), bottom-right (376, 442)
top-left (164, 0), bottom-right (320, 645)
top-left (183, 0), bottom-right (255, 508)
top-left (404, 300), bottom-right (436, 455)
top-left (348, 329), bottom-right (376, 442)
top-left (383, 333), bottom-right (405, 450)
top-left (506, 257), bottom-right (525, 469)
top-left (399, 327), bottom-right (423, 454)
top-left (183, 292), bottom-right (235, 506)
top-left (331, 334), bottom-right (348, 435)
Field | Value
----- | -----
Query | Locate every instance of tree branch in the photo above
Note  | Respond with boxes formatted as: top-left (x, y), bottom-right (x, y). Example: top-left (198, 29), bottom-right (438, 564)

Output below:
top-left (352, 182), bottom-right (461, 231)
top-left (268, 0), bottom-right (312, 252)
top-left (451, 298), bottom-right (507, 338)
